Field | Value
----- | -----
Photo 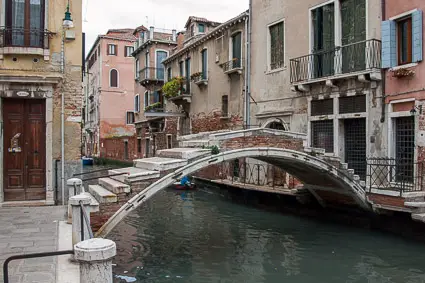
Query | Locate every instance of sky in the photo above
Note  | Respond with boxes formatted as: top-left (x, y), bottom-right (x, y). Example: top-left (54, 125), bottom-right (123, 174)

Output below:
top-left (82, 0), bottom-right (248, 54)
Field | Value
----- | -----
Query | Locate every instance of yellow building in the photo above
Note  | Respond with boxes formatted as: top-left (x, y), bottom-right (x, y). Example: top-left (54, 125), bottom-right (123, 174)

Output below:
top-left (0, 0), bottom-right (83, 205)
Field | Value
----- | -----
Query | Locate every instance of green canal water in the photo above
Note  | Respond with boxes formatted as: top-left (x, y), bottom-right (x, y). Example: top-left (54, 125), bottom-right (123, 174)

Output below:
top-left (108, 187), bottom-right (425, 283)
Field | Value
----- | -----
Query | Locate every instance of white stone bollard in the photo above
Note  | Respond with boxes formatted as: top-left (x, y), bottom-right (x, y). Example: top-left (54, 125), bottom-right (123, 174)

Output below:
top-left (74, 238), bottom-right (116, 283)
top-left (67, 178), bottom-right (83, 223)
top-left (69, 194), bottom-right (92, 246)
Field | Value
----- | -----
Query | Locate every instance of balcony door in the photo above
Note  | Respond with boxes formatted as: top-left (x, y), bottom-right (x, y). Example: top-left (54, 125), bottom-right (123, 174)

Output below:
top-left (6, 0), bottom-right (45, 47)
top-left (341, 0), bottom-right (366, 73)
top-left (231, 32), bottom-right (242, 68)
top-left (156, 51), bottom-right (167, 80)
top-left (312, 3), bottom-right (335, 79)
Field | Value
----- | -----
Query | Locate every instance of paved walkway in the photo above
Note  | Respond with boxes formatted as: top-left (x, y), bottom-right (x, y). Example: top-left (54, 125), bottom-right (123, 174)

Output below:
top-left (0, 206), bottom-right (66, 283)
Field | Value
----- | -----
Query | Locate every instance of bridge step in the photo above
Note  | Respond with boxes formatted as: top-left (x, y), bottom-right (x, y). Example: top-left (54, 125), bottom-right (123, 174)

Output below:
top-left (134, 157), bottom-right (187, 171)
top-left (404, 202), bottom-right (425, 208)
top-left (88, 185), bottom-right (118, 204)
top-left (108, 167), bottom-right (160, 183)
top-left (157, 148), bottom-right (211, 160)
top-left (98, 178), bottom-right (130, 194)
top-left (179, 140), bottom-right (211, 148)
top-left (412, 213), bottom-right (425, 223)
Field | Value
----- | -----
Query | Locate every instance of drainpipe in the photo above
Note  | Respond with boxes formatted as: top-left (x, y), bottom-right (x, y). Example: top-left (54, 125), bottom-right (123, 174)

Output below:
top-left (380, 0), bottom-right (386, 123)
top-left (61, 29), bottom-right (66, 205)
top-left (246, 3), bottom-right (252, 127)
top-left (244, 16), bottom-right (249, 127)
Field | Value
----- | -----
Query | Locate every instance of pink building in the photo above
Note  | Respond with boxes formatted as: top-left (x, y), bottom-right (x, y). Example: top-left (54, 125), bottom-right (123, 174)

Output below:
top-left (382, 1), bottom-right (425, 168)
top-left (83, 29), bottom-right (137, 161)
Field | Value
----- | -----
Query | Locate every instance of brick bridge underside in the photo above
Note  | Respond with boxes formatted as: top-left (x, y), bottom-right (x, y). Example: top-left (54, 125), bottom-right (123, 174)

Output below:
top-left (96, 147), bottom-right (370, 238)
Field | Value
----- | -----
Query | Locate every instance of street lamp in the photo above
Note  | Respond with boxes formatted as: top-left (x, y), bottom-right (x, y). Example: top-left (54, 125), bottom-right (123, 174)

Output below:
top-left (63, 0), bottom-right (74, 29)
top-left (410, 105), bottom-right (423, 116)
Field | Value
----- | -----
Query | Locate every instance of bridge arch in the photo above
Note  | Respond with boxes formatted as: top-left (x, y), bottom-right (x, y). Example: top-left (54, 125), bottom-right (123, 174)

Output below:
top-left (96, 147), bottom-right (369, 237)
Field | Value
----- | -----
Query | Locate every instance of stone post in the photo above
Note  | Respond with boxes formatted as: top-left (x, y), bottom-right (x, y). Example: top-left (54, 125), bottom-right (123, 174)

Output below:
top-left (69, 194), bottom-right (92, 246)
top-left (74, 238), bottom-right (116, 283)
top-left (67, 178), bottom-right (82, 223)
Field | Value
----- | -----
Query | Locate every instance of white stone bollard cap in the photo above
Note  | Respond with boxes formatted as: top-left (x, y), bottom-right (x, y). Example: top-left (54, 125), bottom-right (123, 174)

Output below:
top-left (67, 178), bottom-right (83, 186)
top-left (69, 194), bottom-right (91, 206)
top-left (74, 238), bottom-right (116, 262)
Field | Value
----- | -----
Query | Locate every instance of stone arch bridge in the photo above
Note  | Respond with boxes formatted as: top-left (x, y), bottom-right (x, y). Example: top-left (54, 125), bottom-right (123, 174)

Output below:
top-left (95, 144), bottom-right (369, 237)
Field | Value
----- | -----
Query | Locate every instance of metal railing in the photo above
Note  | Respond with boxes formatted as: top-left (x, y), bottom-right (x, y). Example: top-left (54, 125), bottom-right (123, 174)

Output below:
top-left (367, 158), bottom-right (425, 195)
top-left (192, 72), bottom-right (207, 83)
top-left (0, 27), bottom-right (54, 49)
top-left (221, 58), bottom-right (243, 73)
top-left (3, 250), bottom-right (74, 283)
top-left (80, 200), bottom-right (94, 240)
top-left (139, 67), bottom-right (166, 83)
top-left (290, 39), bottom-right (381, 83)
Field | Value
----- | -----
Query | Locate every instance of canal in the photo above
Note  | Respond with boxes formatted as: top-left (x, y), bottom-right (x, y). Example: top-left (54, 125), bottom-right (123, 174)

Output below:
top-left (108, 186), bottom-right (425, 283)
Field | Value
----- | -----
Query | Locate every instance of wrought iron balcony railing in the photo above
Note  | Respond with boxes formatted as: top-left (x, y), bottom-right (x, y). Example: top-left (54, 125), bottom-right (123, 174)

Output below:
top-left (290, 39), bottom-right (381, 84)
top-left (0, 27), bottom-right (53, 49)
top-left (221, 58), bottom-right (243, 74)
top-left (139, 67), bottom-right (166, 85)
top-left (367, 157), bottom-right (424, 195)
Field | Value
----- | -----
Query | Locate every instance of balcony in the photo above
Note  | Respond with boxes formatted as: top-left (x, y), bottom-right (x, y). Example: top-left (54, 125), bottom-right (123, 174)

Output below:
top-left (221, 58), bottom-right (243, 75)
top-left (0, 27), bottom-right (54, 58)
top-left (139, 67), bottom-right (166, 86)
top-left (192, 72), bottom-right (208, 86)
top-left (144, 102), bottom-right (164, 117)
top-left (166, 78), bottom-right (192, 106)
top-left (290, 39), bottom-right (381, 87)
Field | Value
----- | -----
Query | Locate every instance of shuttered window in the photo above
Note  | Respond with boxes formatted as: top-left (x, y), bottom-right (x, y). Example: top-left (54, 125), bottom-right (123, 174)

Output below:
top-left (201, 49), bottom-right (207, 79)
top-left (269, 21), bottom-right (284, 70)
top-left (125, 46), bottom-right (134, 57)
top-left (110, 69), bottom-right (118, 87)
top-left (107, 44), bottom-right (117, 55)
top-left (126, 111), bottom-right (135, 124)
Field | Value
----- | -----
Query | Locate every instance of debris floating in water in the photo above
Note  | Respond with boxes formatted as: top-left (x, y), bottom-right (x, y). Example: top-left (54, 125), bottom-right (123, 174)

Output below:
top-left (115, 275), bottom-right (137, 282)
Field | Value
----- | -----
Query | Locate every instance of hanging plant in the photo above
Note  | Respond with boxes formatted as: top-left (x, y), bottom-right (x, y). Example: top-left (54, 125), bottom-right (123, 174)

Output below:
top-left (162, 77), bottom-right (184, 99)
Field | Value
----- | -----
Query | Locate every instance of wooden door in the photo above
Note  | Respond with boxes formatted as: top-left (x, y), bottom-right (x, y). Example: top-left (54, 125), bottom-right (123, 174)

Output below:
top-left (3, 99), bottom-right (46, 201)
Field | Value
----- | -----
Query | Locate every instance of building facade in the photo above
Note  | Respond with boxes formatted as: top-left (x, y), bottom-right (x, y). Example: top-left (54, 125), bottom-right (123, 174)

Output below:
top-left (0, 0), bottom-right (83, 204)
top-left (162, 13), bottom-right (248, 136)
top-left (379, 0), bottom-right (424, 191)
top-left (132, 26), bottom-right (178, 158)
top-left (251, 0), bottom-right (384, 184)
top-left (83, 29), bottom-right (136, 161)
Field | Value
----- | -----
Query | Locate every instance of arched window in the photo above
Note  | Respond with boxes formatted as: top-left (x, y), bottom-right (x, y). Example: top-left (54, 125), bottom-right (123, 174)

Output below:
top-left (110, 69), bottom-right (118, 87)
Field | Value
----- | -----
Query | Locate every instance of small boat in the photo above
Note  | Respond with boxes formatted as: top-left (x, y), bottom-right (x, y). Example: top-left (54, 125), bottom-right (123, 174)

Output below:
top-left (82, 156), bottom-right (94, 166)
top-left (172, 182), bottom-right (196, 190)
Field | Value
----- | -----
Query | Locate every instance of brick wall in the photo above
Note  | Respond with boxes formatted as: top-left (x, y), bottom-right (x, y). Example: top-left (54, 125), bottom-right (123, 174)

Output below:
top-left (191, 111), bottom-right (243, 134)
top-left (220, 133), bottom-right (304, 151)
top-left (100, 136), bottom-right (137, 161)
top-left (367, 193), bottom-right (405, 208)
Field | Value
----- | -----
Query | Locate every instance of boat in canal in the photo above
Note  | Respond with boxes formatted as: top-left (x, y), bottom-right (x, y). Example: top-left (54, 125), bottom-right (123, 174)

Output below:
top-left (172, 181), bottom-right (196, 191)
top-left (82, 156), bottom-right (94, 166)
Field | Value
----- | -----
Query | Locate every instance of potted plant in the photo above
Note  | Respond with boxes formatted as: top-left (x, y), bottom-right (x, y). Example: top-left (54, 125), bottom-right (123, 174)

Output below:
top-left (190, 72), bottom-right (203, 82)
top-left (162, 77), bottom-right (184, 99)
top-left (391, 68), bottom-right (415, 78)
top-left (144, 102), bottom-right (162, 112)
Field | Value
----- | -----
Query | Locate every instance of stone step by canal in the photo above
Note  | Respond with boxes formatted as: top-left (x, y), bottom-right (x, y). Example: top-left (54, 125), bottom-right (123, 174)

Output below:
top-left (81, 192), bottom-right (100, 212)
top-left (157, 147), bottom-right (211, 161)
top-left (98, 177), bottom-right (131, 194)
top-left (412, 213), bottom-right (425, 223)
top-left (134, 157), bottom-right (188, 171)
top-left (108, 167), bottom-right (160, 184)
top-left (404, 202), bottom-right (425, 208)
top-left (88, 185), bottom-right (118, 204)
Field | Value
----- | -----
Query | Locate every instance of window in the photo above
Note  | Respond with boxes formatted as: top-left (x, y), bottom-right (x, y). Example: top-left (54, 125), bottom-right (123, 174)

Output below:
top-left (167, 135), bottom-right (173, 149)
top-left (201, 49), bottom-right (208, 79)
top-left (167, 67), bottom-right (172, 81)
top-left (191, 25), bottom-right (194, 36)
top-left (268, 21), bottom-right (284, 70)
top-left (398, 17), bottom-right (412, 65)
top-left (97, 46), bottom-right (100, 56)
top-left (311, 99), bottom-right (333, 116)
top-left (126, 111), bottom-right (135, 124)
top-left (144, 91), bottom-right (149, 108)
top-left (394, 116), bottom-right (415, 182)
top-left (311, 120), bottom-right (334, 153)
top-left (339, 95), bottom-right (366, 114)
top-left (231, 32), bottom-right (242, 68)
top-left (125, 46), bottom-right (134, 57)
top-left (135, 59), bottom-right (140, 79)
top-left (222, 95), bottom-right (228, 117)
top-left (382, 10), bottom-right (423, 68)
top-left (135, 94), bottom-right (140, 112)
top-left (137, 138), bottom-right (142, 153)
top-left (107, 44), bottom-right (117, 55)
top-left (179, 61), bottom-right (184, 76)
top-left (199, 24), bottom-right (205, 33)
top-left (110, 69), bottom-right (118, 87)
top-left (124, 140), bottom-right (129, 160)
top-left (5, 0), bottom-right (45, 47)
top-left (156, 50), bottom-right (168, 80)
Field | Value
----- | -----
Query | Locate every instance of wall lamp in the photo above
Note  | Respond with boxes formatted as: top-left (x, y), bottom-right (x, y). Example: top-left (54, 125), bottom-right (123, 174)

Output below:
top-left (410, 105), bottom-right (423, 115)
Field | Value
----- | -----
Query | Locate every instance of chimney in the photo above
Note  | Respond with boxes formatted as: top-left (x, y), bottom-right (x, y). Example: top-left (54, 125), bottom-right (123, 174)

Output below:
top-left (172, 29), bottom-right (177, 42)
top-left (149, 26), bottom-right (154, 40)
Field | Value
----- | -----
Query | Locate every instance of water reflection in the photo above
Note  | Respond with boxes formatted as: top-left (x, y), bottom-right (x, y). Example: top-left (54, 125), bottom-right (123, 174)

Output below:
top-left (110, 188), bottom-right (425, 283)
